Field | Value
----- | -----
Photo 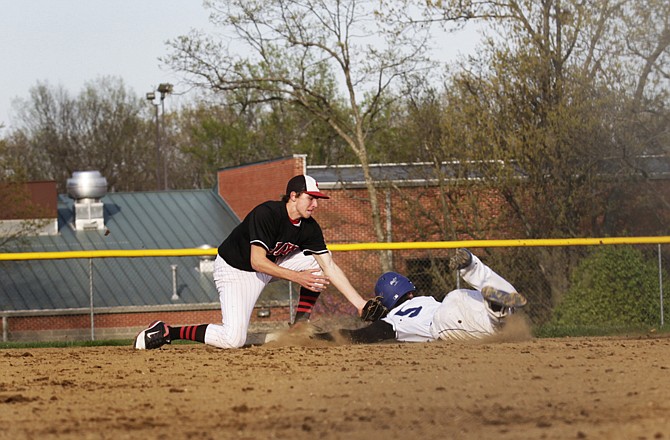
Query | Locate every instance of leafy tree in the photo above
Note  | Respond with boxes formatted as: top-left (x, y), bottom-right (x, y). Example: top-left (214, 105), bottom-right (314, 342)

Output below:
top-left (168, 97), bottom-right (357, 189)
top-left (383, 0), bottom-right (669, 308)
top-left (8, 77), bottom-right (154, 192)
top-left (415, 0), bottom-right (668, 237)
top-left (168, 102), bottom-right (258, 189)
top-left (551, 245), bottom-right (668, 328)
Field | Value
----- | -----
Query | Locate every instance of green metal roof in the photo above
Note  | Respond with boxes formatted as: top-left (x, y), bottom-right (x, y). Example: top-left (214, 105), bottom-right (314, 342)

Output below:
top-left (0, 189), bottom-right (289, 311)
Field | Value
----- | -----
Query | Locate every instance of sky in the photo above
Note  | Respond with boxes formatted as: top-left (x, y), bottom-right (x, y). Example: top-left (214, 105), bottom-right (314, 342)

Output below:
top-left (0, 0), bottom-right (215, 132)
top-left (0, 1), bottom-right (483, 134)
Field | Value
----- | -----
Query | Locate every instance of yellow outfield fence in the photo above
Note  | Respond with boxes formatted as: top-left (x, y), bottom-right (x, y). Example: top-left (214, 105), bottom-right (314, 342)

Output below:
top-left (2, 236), bottom-right (670, 260)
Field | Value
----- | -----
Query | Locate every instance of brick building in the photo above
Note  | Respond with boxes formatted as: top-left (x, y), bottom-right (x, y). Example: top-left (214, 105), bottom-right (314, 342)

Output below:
top-left (1, 154), bottom-right (669, 342)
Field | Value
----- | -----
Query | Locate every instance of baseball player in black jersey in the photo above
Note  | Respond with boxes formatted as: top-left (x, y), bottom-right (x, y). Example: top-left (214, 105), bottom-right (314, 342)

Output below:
top-left (135, 175), bottom-right (384, 349)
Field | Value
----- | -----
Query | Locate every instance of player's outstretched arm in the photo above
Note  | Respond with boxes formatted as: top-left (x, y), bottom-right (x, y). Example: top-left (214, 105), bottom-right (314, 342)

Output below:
top-left (314, 320), bottom-right (396, 344)
top-left (313, 252), bottom-right (367, 311)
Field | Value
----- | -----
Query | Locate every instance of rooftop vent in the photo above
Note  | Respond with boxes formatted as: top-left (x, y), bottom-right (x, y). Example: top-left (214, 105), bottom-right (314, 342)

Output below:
top-left (66, 171), bottom-right (108, 231)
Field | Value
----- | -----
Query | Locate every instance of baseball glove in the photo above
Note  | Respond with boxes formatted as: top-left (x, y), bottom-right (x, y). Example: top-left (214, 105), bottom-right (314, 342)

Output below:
top-left (449, 248), bottom-right (473, 271)
top-left (360, 296), bottom-right (388, 322)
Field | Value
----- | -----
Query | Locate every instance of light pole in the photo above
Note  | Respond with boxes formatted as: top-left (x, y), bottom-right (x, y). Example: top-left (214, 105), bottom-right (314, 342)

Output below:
top-left (145, 91), bottom-right (161, 190)
top-left (157, 83), bottom-right (173, 190)
top-left (146, 83), bottom-right (173, 191)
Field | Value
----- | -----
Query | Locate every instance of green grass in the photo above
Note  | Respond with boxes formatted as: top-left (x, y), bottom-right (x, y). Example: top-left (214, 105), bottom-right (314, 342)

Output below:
top-left (0, 339), bottom-right (204, 350)
top-left (0, 339), bottom-right (133, 349)
top-left (533, 324), bottom-right (670, 338)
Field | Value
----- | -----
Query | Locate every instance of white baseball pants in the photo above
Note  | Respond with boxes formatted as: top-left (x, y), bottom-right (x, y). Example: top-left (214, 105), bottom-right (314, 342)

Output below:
top-left (458, 253), bottom-right (516, 293)
top-left (205, 252), bottom-right (320, 348)
top-left (430, 253), bottom-right (518, 341)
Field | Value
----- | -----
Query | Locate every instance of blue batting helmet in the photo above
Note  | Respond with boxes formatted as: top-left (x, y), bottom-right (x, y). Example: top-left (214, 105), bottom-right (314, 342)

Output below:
top-left (374, 272), bottom-right (416, 310)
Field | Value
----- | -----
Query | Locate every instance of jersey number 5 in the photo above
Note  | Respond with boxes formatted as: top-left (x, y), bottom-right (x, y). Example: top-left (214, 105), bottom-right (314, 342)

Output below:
top-left (394, 306), bottom-right (422, 318)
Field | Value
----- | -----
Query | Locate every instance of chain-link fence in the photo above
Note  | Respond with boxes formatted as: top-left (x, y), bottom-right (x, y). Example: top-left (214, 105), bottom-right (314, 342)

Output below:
top-left (317, 243), bottom-right (669, 333)
top-left (0, 253), bottom-right (294, 341)
top-left (1, 242), bottom-right (668, 341)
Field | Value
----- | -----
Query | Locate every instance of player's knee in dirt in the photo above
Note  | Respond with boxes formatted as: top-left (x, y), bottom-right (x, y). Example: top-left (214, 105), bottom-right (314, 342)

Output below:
top-left (205, 324), bottom-right (247, 349)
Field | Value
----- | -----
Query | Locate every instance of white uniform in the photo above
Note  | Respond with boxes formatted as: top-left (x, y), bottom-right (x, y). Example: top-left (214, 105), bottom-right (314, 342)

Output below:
top-left (382, 296), bottom-right (441, 342)
top-left (207, 250), bottom-right (320, 348)
top-left (383, 253), bottom-right (518, 342)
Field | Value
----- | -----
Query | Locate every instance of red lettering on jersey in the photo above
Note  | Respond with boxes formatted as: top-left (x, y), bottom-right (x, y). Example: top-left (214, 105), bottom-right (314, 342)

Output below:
top-left (269, 242), bottom-right (299, 256)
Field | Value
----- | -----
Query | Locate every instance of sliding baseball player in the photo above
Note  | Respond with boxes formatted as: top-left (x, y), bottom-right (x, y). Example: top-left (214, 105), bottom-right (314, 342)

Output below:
top-left (315, 249), bottom-right (527, 343)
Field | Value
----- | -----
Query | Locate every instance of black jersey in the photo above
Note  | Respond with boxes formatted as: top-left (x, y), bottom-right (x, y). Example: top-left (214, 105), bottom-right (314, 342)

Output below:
top-left (218, 200), bottom-right (329, 272)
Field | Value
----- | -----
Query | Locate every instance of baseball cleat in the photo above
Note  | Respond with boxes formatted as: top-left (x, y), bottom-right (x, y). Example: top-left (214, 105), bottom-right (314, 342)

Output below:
top-left (134, 320), bottom-right (171, 350)
top-left (449, 248), bottom-right (473, 271)
top-left (481, 286), bottom-right (527, 308)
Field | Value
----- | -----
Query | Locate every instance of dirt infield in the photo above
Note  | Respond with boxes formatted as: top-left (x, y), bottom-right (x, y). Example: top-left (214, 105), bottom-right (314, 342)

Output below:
top-left (2, 322), bottom-right (670, 439)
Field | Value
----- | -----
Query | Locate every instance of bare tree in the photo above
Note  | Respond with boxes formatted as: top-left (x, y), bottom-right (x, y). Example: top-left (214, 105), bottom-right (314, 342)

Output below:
top-left (416, 0), bottom-right (669, 236)
top-left (164, 0), bottom-right (437, 270)
top-left (9, 77), bottom-right (152, 192)
top-left (395, 0), bottom-right (669, 320)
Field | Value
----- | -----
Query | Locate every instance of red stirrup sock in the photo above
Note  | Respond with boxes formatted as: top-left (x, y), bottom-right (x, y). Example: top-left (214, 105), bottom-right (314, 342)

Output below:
top-left (169, 324), bottom-right (208, 343)
top-left (294, 288), bottom-right (321, 322)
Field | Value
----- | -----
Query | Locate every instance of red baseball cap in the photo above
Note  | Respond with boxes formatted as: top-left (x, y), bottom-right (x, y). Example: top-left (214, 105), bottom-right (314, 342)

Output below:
top-left (286, 175), bottom-right (329, 199)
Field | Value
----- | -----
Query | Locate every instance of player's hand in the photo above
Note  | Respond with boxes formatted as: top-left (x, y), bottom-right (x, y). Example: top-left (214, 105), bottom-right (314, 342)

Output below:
top-left (295, 269), bottom-right (330, 292)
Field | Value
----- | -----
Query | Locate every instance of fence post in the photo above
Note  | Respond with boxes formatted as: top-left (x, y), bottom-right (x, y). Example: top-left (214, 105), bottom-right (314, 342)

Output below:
top-left (659, 244), bottom-right (664, 327)
top-left (385, 188), bottom-right (393, 268)
top-left (171, 264), bottom-right (179, 301)
top-left (289, 281), bottom-right (294, 325)
top-left (89, 258), bottom-right (95, 341)
top-left (2, 316), bottom-right (7, 342)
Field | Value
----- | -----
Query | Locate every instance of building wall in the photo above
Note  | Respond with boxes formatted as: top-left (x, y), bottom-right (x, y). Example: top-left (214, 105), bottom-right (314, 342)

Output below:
top-left (217, 156), bottom-right (306, 220)
top-left (216, 157), bottom-right (525, 246)
top-left (599, 180), bottom-right (670, 237)
top-left (1, 305), bottom-right (290, 343)
top-left (0, 180), bottom-right (57, 220)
